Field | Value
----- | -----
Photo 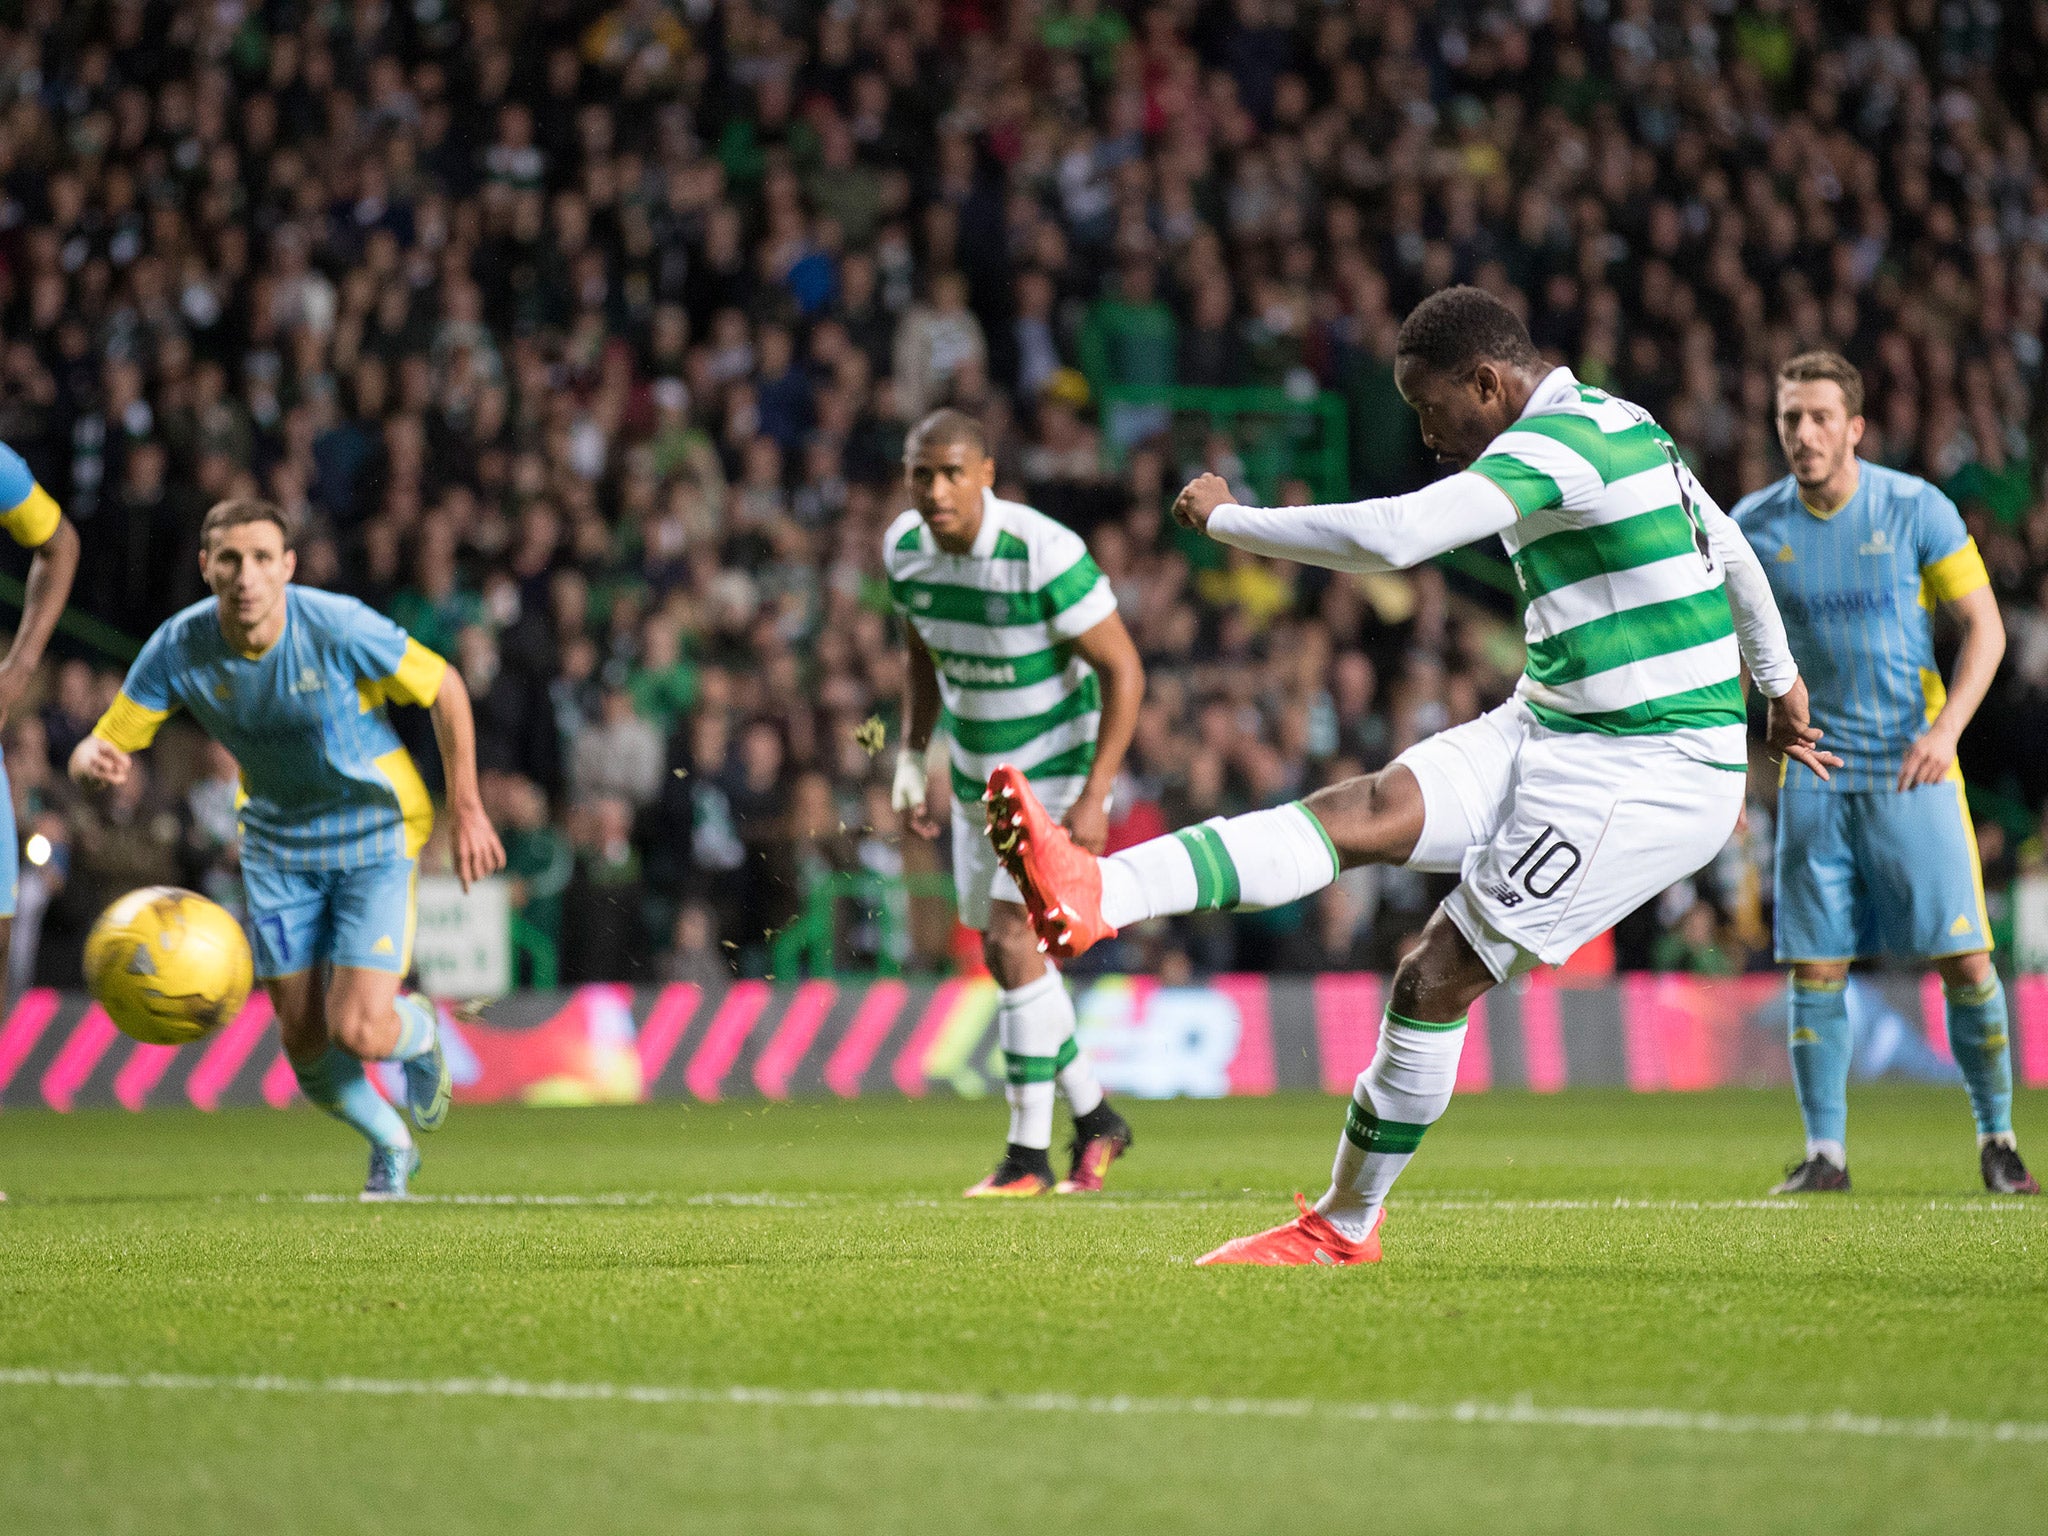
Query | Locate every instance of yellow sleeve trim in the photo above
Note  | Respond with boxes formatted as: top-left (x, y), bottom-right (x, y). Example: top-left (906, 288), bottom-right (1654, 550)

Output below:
top-left (373, 746), bottom-right (435, 858)
top-left (1921, 539), bottom-right (1989, 604)
top-left (358, 637), bottom-right (447, 712)
top-left (95, 693), bottom-right (171, 752)
top-left (1, 483), bottom-right (61, 548)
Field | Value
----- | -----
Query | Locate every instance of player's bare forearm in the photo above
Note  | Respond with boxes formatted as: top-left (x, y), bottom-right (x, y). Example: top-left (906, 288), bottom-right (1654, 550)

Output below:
top-left (429, 667), bottom-right (483, 806)
top-left (901, 627), bottom-right (942, 752)
top-left (1901, 586), bottom-right (2004, 789)
top-left (1071, 612), bottom-right (1143, 831)
top-left (1930, 587), bottom-right (2003, 740)
top-left (428, 668), bottom-right (506, 887)
top-left (0, 517), bottom-right (78, 721)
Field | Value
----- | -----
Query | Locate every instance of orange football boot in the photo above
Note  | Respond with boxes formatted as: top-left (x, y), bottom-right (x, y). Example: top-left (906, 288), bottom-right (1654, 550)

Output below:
top-left (1055, 1108), bottom-right (1133, 1194)
top-left (1194, 1194), bottom-right (1384, 1266)
top-left (984, 765), bottom-right (1115, 959)
top-left (963, 1156), bottom-right (1054, 1198)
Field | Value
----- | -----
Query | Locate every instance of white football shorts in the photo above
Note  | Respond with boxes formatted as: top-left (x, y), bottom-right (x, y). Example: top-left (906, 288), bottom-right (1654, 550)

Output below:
top-left (1392, 697), bottom-right (1745, 981)
top-left (949, 782), bottom-right (1085, 932)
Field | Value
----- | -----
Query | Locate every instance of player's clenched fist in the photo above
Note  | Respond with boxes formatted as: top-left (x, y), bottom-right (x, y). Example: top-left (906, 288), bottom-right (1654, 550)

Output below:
top-left (68, 733), bottom-right (132, 789)
top-left (1172, 473), bottom-right (1234, 532)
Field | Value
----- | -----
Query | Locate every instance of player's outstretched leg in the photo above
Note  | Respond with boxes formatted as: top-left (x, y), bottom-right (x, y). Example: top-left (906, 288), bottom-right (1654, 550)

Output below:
top-left (1936, 961), bottom-right (2038, 1194)
top-left (274, 971), bottom-right (420, 1199)
top-left (292, 1045), bottom-right (420, 1199)
top-left (1773, 969), bottom-right (1854, 1193)
top-left (987, 764), bottom-right (1420, 959)
top-left (1196, 912), bottom-right (1488, 1266)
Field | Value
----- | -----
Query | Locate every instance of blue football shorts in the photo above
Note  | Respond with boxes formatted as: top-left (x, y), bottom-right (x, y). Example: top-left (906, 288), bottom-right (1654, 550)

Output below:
top-left (1774, 780), bottom-right (1991, 962)
top-left (243, 858), bottom-right (419, 980)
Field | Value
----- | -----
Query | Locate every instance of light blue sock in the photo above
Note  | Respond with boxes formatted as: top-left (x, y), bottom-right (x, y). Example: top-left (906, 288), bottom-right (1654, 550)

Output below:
top-left (386, 992), bottom-right (438, 1063)
top-left (1943, 976), bottom-right (2014, 1138)
top-left (1788, 976), bottom-right (1852, 1153)
top-left (295, 1045), bottom-right (412, 1152)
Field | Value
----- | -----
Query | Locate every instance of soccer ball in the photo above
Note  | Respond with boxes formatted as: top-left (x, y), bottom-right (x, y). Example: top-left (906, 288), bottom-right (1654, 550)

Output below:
top-left (83, 886), bottom-right (254, 1045)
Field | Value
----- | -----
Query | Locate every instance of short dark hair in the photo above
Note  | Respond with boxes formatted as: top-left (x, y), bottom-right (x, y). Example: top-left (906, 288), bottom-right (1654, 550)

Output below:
top-left (1395, 285), bottom-right (1541, 375)
top-left (199, 497), bottom-right (296, 551)
top-left (904, 407), bottom-right (987, 460)
top-left (1777, 350), bottom-right (1864, 417)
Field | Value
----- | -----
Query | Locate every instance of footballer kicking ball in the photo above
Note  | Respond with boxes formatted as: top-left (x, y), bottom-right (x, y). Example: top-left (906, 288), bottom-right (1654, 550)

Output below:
top-left (84, 886), bottom-right (254, 1045)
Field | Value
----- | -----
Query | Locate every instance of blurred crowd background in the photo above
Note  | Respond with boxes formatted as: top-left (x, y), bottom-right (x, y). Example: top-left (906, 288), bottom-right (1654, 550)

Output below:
top-left (3, 0), bottom-right (2048, 990)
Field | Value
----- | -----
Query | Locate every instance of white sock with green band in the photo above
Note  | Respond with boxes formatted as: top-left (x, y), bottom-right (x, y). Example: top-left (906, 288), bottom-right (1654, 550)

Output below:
top-left (1098, 802), bottom-right (1340, 929)
top-left (1315, 1009), bottom-right (1468, 1241)
top-left (999, 969), bottom-right (1076, 1151)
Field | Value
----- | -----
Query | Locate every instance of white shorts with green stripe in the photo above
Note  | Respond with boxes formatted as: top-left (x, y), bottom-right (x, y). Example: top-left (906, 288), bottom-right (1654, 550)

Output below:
top-left (1394, 698), bottom-right (1744, 981)
top-left (950, 780), bottom-right (1086, 931)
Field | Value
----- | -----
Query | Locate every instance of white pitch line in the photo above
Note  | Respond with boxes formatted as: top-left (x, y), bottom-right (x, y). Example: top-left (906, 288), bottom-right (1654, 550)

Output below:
top-left (1, 1367), bottom-right (2041, 1445)
top-left (255, 1191), bottom-right (2042, 1215)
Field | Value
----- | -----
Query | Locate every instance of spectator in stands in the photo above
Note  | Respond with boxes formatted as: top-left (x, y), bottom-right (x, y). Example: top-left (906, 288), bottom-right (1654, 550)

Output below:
top-left (571, 679), bottom-right (665, 810)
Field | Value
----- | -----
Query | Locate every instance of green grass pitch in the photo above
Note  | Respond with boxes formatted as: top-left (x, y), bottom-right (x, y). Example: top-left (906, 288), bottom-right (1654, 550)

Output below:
top-left (2, 1088), bottom-right (2043, 1535)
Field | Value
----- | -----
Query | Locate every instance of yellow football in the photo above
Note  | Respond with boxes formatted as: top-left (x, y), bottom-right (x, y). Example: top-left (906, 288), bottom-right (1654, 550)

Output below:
top-left (83, 886), bottom-right (254, 1045)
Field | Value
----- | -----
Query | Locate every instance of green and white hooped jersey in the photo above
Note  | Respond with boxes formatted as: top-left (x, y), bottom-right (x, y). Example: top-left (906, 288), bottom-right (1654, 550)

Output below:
top-left (886, 492), bottom-right (1118, 807)
top-left (1467, 368), bottom-right (1745, 770)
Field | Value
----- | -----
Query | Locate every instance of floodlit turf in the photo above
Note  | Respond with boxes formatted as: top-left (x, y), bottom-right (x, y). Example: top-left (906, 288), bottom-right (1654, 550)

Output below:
top-left (2, 1088), bottom-right (2043, 1536)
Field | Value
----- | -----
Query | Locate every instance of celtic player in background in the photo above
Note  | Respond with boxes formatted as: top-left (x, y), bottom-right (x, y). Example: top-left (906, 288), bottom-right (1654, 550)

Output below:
top-left (70, 498), bottom-right (505, 1199)
top-left (1734, 352), bottom-right (2035, 1196)
top-left (0, 443), bottom-right (79, 978)
top-left (886, 410), bottom-right (1147, 1196)
top-left (988, 287), bottom-right (1834, 1262)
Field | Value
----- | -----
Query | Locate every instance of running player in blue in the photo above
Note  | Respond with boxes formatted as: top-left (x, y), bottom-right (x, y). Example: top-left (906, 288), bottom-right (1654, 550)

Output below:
top-left (70, 498), bottom-right (505, 1198)
top-left (1735, 351), bottom-right (2035, 1196)
top-left (0, 443), bottom-right (80, 970)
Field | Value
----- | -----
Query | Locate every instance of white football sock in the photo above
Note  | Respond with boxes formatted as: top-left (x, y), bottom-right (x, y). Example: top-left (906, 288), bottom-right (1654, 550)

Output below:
top-left (1098, 802), bottom-right (1338, 929)
top-left (1806, 1138), bottom-right (1848, 1169)
top-left (999, 968), bottom-right (1073, 1151)
top-left (1316, 1010), bottom-right (1467, 1241)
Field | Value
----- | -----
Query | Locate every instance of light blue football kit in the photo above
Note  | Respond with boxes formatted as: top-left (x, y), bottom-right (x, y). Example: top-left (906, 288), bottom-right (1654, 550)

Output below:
top-left (1733, 461), bottom-right (2011, 1147)
top-left (0, 442), bottom-right (66, 919)
top-left (93, 585), bottom-right (447, 978)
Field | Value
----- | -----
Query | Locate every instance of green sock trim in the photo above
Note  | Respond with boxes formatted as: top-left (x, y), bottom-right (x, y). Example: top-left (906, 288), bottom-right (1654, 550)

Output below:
top-left (1003, 1052), bottom-right (1061, 1085)
top-left (1174, 824), bottom-right (1241, 911)
top-left (1053, 1036), bottom-right (1078, 1072)
top-left (1343, 1099), bottom-right (1430, 1154)
top-left (1385, 1008), bottom-right (1468, 1033)
top-left (1944, 977), bottom-right (2001, 1008)
top-left (1290, 800), bottom-right (1341, 881)
top-left (1791, 976), bottom-right (1848, 994)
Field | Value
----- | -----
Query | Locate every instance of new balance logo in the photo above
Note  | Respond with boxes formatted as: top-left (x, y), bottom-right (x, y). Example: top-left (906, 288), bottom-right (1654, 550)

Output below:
top-left (1858, 529), bottom-right (1894, 556)
top-left (1483, 882), bottom-right (1524, 908)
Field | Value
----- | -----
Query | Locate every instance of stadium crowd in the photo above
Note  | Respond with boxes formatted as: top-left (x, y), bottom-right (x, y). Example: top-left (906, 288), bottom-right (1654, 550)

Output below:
top-left (2, 0), bottom-right (2047, 987)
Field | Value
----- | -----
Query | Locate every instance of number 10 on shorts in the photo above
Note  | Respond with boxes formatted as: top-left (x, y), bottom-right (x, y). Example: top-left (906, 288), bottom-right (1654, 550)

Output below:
top-left (1490, 825), bottom-right (1583, 908)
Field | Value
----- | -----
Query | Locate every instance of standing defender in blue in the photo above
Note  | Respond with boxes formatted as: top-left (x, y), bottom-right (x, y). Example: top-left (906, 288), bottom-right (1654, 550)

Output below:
top-left (0, 444), bottom-right (80, 966)
top-left (70, 499), bottom-right (505, 1198)
top-left (1735, 352), bottom-right (2034, 1196)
